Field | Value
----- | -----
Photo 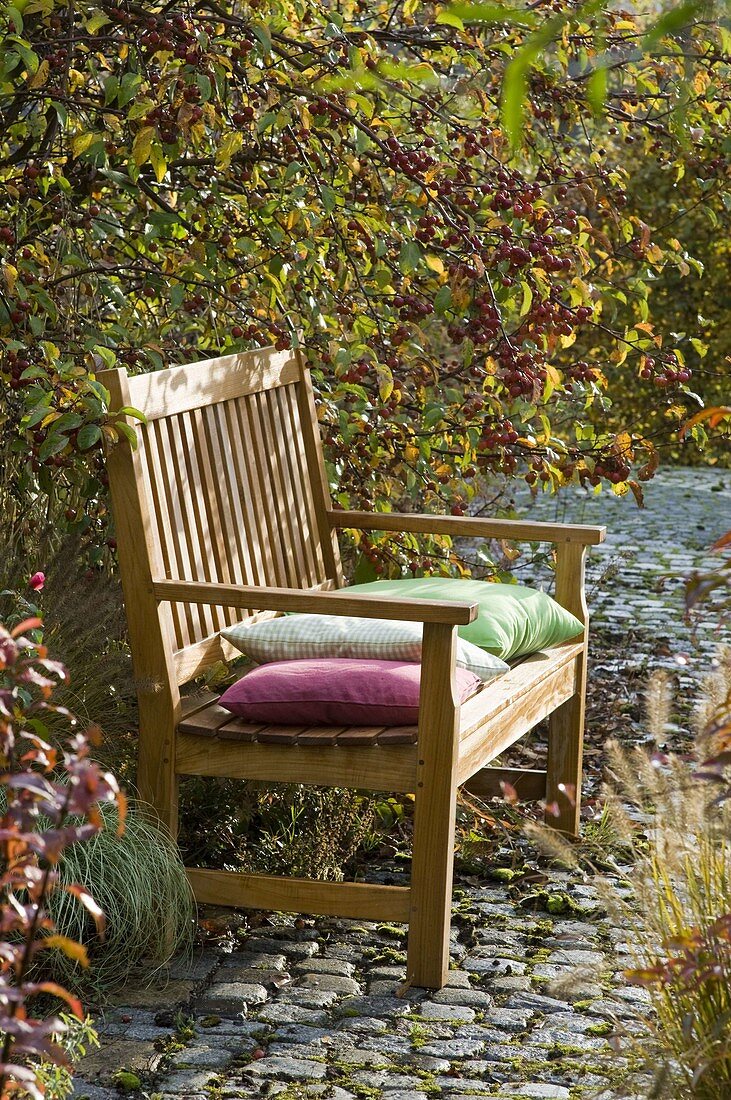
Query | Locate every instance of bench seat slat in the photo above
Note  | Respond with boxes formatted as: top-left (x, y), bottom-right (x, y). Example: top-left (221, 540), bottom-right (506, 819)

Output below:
top-left (178, 703), bottom-right (233, 736)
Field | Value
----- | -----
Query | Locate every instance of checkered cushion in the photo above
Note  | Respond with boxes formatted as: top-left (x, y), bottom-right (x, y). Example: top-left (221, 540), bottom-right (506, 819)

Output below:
top-left (221, 614), bottom-right (508, 682)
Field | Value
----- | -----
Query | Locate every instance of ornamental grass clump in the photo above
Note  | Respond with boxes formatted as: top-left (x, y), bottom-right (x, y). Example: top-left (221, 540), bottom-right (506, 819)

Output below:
top-left (44, 800), bottom-right (195, 996)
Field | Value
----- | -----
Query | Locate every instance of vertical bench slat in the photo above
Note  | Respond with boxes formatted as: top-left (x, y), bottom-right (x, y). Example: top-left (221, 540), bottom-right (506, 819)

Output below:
top-left (106, 346), bottom-right (344, 685)
top-left (267, 388), bottom-right (315, 587)
top-left (255, 388), bottom-right (309, 589)
top-left (164, 413), bottom-right (214, 641)
top-left (177, 410), bottom-right (222, 635)
top-left (294, 355), bottom-right (346, 588)
top-left (213, 401), bottom-right (263, 596)
top-left (190, 406), bottom-right (236, 627)
top-left (144, 419), bottom-right (191, 648)
top-left (277, 385), bottom-right (323, 586)
top-left (237, 394), bottom-right (291, 588)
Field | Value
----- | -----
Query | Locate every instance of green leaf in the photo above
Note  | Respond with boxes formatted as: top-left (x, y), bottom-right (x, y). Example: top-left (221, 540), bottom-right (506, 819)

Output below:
top-left (76, 424), bottom-right (101, 450)
top-left (433, 285), bottom-right (452, 314)
top-left (39, 433), bottom-right (67, 462)
top-left (117, 406), bottom-right (147, 424)
top-left (250, 21), bottom-right (272, 53)
top-left (399, 240), bottom-right (421, 274)
top-left (446, 3), bottom-right (536, 27)
top-left (86, 9), bottom-right (112, 33)
top-left (435, 9), bottom-right (465, 30)
top-left (103, 75), bottom-right (119, 106)
top-left (5, 7), bottom-right (23, 33)
top-left (115, 420), bottom-right (139, 447)
top-left (519, 280), bottom-right (533, 317)
top-left (9, 35), bottom-right (39, 75)
top-left (118, 71), bottom-right (142, 108)
top-left (586, 65), bottom-right (607, 116)
top-left (321, 185), bottom-right (337, 214)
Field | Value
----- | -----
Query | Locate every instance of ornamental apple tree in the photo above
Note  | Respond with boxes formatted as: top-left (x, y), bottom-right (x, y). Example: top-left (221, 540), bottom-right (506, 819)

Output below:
top-left (0, 0), bottom-right (729, 568)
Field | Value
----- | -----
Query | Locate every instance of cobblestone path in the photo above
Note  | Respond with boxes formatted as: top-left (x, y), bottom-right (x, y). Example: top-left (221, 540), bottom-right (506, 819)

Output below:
top-left (73, 468), bottom-right (730, 1100)
top-left (76, 882), bottom-right (648, 1100)
top-left (513, 465), bottom-right (731, 680)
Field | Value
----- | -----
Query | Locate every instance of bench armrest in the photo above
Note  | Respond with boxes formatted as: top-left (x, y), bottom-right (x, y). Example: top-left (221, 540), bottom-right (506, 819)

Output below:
top-left (152, 579), bottom-right (477, 627)
top-left (328, 510), bottom-right (606, 546)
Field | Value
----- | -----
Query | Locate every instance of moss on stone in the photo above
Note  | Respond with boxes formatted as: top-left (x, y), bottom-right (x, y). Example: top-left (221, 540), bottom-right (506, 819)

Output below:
top-left (586, 1020), bottom-right (615, 1036)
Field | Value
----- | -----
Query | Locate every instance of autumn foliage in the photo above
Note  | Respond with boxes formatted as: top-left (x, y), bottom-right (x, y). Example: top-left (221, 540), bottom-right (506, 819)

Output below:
top-left (0, 1), bottom-right (730, 568)
top-left (0, 619), bottom-right (122, 1098)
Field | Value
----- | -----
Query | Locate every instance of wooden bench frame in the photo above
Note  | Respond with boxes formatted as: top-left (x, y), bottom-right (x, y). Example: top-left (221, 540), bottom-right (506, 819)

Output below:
top-left (100, 346), bottom-right (605, 989)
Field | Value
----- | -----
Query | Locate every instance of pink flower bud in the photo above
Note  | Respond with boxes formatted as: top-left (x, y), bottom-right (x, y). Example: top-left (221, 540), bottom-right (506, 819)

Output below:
top-left (29, 572), bottom-right (45, 592)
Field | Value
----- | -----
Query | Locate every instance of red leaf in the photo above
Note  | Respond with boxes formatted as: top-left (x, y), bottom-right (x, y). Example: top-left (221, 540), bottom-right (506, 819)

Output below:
top-left (10, 618), bottom-right (43, 639)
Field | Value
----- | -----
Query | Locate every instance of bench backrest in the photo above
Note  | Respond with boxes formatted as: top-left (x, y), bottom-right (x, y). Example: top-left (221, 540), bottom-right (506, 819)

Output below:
top-left (100, 347), bottom-right (343, 685)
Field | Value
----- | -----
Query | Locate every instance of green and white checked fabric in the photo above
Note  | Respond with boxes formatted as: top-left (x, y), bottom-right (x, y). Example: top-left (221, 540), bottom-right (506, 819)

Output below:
top-left (221, 614), bottom-right (509, 682)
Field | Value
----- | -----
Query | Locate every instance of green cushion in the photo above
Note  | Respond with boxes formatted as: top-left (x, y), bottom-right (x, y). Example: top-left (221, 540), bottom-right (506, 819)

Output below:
top-left (346, 577), bottom-right (583, 661)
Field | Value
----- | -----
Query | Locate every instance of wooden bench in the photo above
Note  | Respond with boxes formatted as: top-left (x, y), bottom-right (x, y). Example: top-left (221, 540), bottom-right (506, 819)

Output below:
top-left (100, 346), bottom-right (605, 989)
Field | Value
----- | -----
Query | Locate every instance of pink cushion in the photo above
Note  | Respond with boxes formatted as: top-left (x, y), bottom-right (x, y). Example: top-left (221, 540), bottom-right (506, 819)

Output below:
top-left (218, 658), bottom-right (481, 727)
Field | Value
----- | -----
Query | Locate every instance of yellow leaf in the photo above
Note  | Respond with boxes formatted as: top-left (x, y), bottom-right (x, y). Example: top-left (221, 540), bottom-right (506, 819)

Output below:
top-left (216, 131), bottom-right (243, 169)
top-left (404, 443), bottom-right (419, 464)
top-left (29, 58), bottom-right (49, 89)
top-left (425, 254), bottom-right (444, 275)
top-left (44, 935), bottom-right (90, 967)
top-left (376, 363), bottom-right (393, 402)
top-left (132, 126), bottom-right (155, 167)
top-left (150, 143), bottom-right (167, 183)
top-left (614, 431), bottom-right (634, 459)
top-left (190, 239), bottom-right (206, 262)
top-left (68, 68), bottom-right (85, 92)
top-left (2, 263), bottom-right (17, 295)
top-left (71, 131), bottom-right (101, 157)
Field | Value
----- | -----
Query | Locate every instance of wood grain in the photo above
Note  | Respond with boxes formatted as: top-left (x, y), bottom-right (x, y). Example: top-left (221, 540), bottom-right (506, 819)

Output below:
top-left (187, 868), bottom-right (411, 921)
top-left (407, 622), bottom-right (460, 989)
top-left (101, 369), bottom-right (181, 836)
top-left (175, 733), bottom-right (419, 792)
top-left (153, 578), bottom-right (478, 625)
top-left (457, 658), bottom-right (578, 785)
top-left (124, 347), bottom-right (300, 420)
top-left (330, 509), bottom-right (606, 546)
top-left (546, 543), bottom-right (589, 835)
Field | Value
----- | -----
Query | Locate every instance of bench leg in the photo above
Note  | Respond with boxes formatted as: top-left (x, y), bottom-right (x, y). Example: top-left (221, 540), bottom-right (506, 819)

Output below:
top-left (407, 760), bottom-right (458, 989)
top-left (548, 544), bottom-right (589, 837)
top-left (137, 701), bottom-right (179, 840)
top-left (545, 665), bottom-right (586, 837)
top-left (407, 623), bottom-right (460, 990)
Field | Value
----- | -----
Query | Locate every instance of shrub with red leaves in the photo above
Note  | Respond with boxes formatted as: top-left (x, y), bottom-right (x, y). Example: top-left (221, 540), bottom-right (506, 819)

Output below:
top-left (0, 617), bottom-right (124, 1099)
